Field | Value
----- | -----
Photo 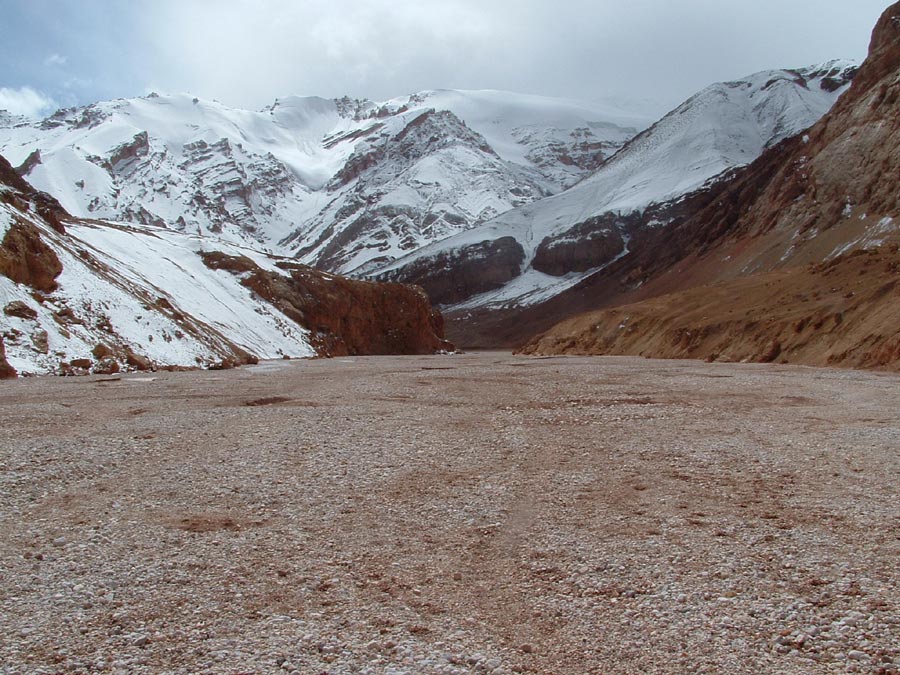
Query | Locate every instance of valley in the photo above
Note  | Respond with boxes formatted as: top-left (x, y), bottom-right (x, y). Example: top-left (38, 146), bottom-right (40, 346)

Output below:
top-left (1, 4), bottom-right (898, 675)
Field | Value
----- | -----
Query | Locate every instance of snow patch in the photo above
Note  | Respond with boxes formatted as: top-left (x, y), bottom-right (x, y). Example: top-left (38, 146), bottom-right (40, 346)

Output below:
top-left (827, 217), bottom-right (897, 259)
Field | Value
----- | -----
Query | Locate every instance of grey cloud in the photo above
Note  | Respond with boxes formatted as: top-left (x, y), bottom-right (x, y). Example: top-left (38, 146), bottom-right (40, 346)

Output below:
top-left (5, 0), bottom-right (891, 113)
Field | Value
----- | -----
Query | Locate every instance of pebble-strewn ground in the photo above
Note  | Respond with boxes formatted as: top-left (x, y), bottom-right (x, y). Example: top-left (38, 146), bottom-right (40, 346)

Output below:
top-left (0, 353), bottom-right (897, 675)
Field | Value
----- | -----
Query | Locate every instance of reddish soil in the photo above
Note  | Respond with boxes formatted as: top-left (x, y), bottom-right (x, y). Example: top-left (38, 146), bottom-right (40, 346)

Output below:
top-left (520, 246), bottom-right (900, 370)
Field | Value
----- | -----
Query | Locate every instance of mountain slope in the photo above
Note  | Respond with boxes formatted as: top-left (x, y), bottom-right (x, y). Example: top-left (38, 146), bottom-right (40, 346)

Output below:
top-left (519, 3), bottom-right (900, 369)
top-left (520, 246), bottom-right (900, 370)
top-left (278, 107), bottom-right (555, 275)
top-left (386, 89), bottom-right (657, 188)
top-left (0, 155), bottom-right (449, 377)
top-left (0, 90), bottom-right (650, 275)
top-left (379, 62), bottom-right (857, 312)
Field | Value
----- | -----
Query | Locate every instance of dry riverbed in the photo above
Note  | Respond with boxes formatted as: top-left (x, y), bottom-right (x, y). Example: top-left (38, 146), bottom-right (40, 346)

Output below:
top-left (0, 353), bottom-right (898, 675)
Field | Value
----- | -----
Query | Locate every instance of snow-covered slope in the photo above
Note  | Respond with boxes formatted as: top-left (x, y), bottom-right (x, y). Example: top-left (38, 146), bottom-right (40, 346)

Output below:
top-left (387, 89), bottom-right (658, 187)
top-left (0, 151), bottom-right (452, 376)
top-left (0, 94), bottom-right (357, 250)
top-left (380, 62), bottom-right (858, 310)
top-left (0, 90), bottom-right (651, 275)
top-left (1, 197), bottom-right (317, 376)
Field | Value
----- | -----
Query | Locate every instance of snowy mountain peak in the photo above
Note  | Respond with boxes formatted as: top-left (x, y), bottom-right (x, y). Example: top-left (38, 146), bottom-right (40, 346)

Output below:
top-left (0, 87), bottom-right (650, 271)
top-left (379, 62), bottom-right (858, 311)
top-left (791, 59), bottom-right (860, 88)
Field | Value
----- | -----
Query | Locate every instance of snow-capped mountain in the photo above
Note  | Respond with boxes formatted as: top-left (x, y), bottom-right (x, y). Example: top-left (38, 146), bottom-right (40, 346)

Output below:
top-left (0, 154), bottom-right (449, 377)
top-left (389, 89), bottom-right (656, 189)
top-left (379, 61), bottom-right (858, 311)
top-left (0, 90), bottom-right (652, 275)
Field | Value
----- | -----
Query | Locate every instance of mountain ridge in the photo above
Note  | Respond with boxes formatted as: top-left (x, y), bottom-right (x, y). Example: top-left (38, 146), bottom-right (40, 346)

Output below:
top-left (377, 62), bottom-right (857, 314)
top-left (0, 153), bottom-right (450, 377)
top-left (518, 3), bottom-right (900, 369)
top-left (0, 89), bottom-right (650, 276)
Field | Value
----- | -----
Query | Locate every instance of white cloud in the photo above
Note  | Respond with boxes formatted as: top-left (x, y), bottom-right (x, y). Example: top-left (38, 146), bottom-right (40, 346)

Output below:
top-left (139, 0), bottom-right (503, 108)
top-left (0, 86), bottom-right (58, 119)
top-left (135, 0), bottom-right (886, 112)
top-left (44, 53), bottom-right (68, 67)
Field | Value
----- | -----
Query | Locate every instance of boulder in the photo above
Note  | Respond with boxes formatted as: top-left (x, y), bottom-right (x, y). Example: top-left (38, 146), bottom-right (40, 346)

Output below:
top-left (0, 219), bottom-right (63, 292)
top-left (0, 336), bottom-right (16, 379)
top-left (3, 300), bottom-right (38, 320)
top-left (94, 358), bottom-right (120, 375)
top-left (125, 350), bottom-right (154, 371)
top-left (92, 343), bottom-right (114, 360)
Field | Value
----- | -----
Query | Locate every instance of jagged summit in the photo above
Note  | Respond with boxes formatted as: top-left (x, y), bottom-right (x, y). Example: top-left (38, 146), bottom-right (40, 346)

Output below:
top-left (0, 89), bottom-right (651, 274)
top-left (378, 62), bottom-right (857, 312)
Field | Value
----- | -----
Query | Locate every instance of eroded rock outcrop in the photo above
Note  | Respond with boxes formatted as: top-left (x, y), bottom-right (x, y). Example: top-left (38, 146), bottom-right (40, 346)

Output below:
top-left (0, 154), bottom-right (69, 234)
top-left (532, 215), bottom-right (627, 276)
top-left (1, 158), bottom-right (64, 305)
top-left (0, 219), bottom-right (63, 292)
top-left (378, 237), bottom-right (526, 306)
top-left (200, 252), bottom-right (452, 356)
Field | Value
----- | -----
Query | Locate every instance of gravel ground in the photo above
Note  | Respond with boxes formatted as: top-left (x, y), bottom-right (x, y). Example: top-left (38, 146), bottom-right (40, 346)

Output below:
top-left (0, 352), bottom-right (897, 675)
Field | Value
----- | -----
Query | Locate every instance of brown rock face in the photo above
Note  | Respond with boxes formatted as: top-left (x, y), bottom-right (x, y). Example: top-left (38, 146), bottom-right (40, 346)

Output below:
top-left (0, 154), bottom-right (69, 234)
top-left (734, 8), bottom-right (896, 243)
top-left (125, 350), bottom-right (155, 372)
top-left (200, 252), bottom-right (452, 356)
top-left (378, 236), bottom-right (526, 306)
top-left (532, 215), bottom-right (626, 276)
top-left (0, 219), bottom-right (64, 293)
top-left (0, 154), bottom-right (66, 293)
top-left (0, 336), bottom-right (16, 379)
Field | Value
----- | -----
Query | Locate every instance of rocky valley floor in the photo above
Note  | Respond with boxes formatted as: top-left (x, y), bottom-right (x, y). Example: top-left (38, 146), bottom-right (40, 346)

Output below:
top-left (0, 353), bottom-right (897, 675)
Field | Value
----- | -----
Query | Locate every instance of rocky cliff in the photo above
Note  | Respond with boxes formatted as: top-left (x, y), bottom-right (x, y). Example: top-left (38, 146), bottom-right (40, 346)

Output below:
top-left (200, 252), bottom-right (451, 356)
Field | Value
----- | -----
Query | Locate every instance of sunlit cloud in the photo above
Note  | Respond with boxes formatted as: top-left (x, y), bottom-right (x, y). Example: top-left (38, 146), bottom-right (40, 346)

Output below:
top-left (0, 86), bottom-right (57, 118)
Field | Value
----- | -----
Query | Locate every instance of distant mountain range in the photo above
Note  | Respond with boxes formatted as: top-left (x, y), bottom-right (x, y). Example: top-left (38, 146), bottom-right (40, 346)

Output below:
top-left (0, 63), bottom-right (855, 315)
top-left (0, 89), bottom-right (653, 277)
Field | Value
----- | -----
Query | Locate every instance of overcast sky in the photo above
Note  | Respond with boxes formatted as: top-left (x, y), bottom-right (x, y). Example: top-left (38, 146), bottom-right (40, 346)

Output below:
top-left (0, 0), bottom-right (890, 119)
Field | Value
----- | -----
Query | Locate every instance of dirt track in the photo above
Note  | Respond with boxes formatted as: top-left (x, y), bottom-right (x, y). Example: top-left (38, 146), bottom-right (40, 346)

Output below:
top-left (1, 353), bottom-right (898, 674)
